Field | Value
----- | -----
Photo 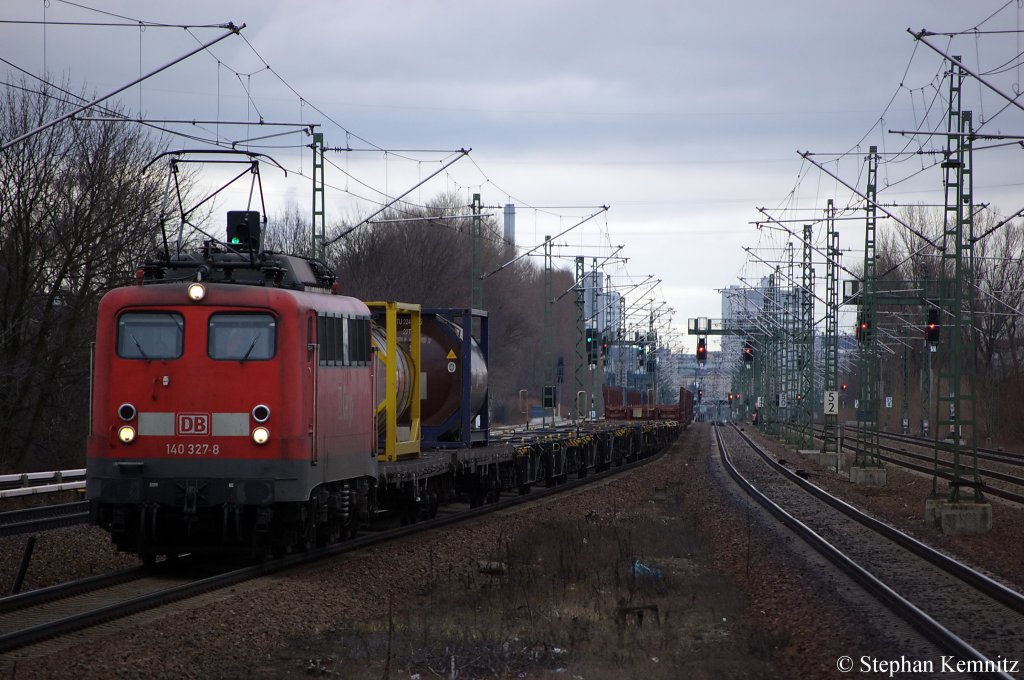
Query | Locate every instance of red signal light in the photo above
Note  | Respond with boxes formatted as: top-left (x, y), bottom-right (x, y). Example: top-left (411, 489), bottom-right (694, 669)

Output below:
top-left (926, 308), bottom-right (940, 343)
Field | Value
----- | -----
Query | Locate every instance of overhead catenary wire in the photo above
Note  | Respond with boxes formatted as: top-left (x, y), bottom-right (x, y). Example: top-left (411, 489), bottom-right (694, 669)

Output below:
top-left (481, 207), bottom-right (610, 281)
top-left (173, 21), bottom-right (611, 234)
top-left (51, 0), bottom-right (226, 27)
top-left (323, 150), bottom-right (471, 247)
top-left (6, 2), bottom-right (658, 327)
top-left (912, 29), bottom-right (1024, 127)
top-left (755, 210), bottom-right (860, 280)
top-left (0, 22), bottom-right (244, 152)
top-left (798, 151), bottom-right (940, 249)
top-left (0, 19), bottom-right (232, 28)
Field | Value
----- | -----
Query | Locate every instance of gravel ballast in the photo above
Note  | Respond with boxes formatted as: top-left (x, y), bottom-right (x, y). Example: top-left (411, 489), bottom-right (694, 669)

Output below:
top-left (0, 423), bottom-right (1020, 678)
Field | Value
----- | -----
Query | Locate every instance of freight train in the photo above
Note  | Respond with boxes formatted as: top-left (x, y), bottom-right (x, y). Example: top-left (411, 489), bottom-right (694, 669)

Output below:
top-left (86, 210), bottom-right (684, 563)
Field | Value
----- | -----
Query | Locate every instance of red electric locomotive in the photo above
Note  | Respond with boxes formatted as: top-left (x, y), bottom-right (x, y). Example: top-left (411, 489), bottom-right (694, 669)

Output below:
top-left (85, 204), bottom-right (486, 560)
top-left (87, 243), bottom-right (380, 560)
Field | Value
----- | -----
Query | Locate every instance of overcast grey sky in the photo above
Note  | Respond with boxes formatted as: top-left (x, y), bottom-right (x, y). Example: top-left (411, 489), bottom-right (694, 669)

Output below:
top-left (4, 1), bottom-right (1023, 349)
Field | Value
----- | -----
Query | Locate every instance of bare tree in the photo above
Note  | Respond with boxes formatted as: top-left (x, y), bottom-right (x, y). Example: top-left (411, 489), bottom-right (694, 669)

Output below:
top-left (969, 212), bottom-right (1024, 441)
top-left (263, 200), bottom-right (313, 256)
top-left (880, 204), bottom-right (1024, 443)
top-left (325, 193), bottom-right (575, 420)
top-left (0, 80), bottom-right (169, 470)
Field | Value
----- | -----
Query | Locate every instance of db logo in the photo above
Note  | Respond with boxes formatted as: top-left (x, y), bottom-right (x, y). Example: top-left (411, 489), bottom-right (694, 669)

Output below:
top-left (176, 413), bottom-right (210, 436)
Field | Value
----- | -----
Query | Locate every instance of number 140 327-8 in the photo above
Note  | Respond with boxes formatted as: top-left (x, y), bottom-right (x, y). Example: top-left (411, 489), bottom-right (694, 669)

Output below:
top-left (166, 443), bottom-right (220, 455)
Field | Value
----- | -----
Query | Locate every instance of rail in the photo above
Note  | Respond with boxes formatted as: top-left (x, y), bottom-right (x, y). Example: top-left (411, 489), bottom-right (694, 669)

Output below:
top-left (0, 433), bottom-right (673, 653)
top-left (714, 424), bottom-right (1017, 678)
top-left (796, 424), bottom-right (1024, 505)
top-left (0, 502), bottom-right (90, 537)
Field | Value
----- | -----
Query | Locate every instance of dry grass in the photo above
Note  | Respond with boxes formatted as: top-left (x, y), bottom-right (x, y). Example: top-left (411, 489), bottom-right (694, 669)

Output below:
top-left (281, 482), bottom-right (780, 680)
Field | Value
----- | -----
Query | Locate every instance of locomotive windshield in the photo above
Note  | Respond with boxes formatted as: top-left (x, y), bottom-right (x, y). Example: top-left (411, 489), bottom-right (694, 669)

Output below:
top-left (208, 313), bottom-right (276, 361)
top-left (117, 312), bottom-right (184, 360)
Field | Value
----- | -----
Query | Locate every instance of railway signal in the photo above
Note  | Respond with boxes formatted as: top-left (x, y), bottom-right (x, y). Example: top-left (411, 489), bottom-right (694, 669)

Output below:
top-left (855, 311), bottom-right (871, 344)
top-left (226, 210), bottom-right (262, 251)
top-left (585, 328), bottom-right (596, 366)
top-left (696, 338), bottom-right (707, 366)
top-left (742, 340), bottom-right (754, 363)
top-left (926, 308), bottom-right (940, 345)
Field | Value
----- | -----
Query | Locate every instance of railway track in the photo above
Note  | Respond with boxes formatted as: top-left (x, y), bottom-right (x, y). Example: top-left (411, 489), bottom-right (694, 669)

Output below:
top-left (878, 430), bottom-right (1024, 466)
top-left (816, 426), bottom-right (1024, 505)
top-left (0, 438), bottom-right (667, 657)
top-left (0, 502), bottom-right (89, 537)
top-left (716, 424), bottom-right (1024, 676)
top-left (0, 563), bottom-right (202, 652)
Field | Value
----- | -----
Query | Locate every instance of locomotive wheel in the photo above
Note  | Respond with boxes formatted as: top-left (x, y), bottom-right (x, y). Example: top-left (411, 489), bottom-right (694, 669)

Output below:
top-left (320, 519), bottom-right (342, 547)
top-left (299, 523), bottom-right (316, 552)
top-left (250, 537), bottom-right (269, 562)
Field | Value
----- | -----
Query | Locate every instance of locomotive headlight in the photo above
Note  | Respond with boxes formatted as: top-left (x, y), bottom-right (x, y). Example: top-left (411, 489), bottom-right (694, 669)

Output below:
top-left (118, 403), bottom-right (137, 421)
top-left (117, 425), bottom-right (137, 444)
top-left (251, 427), bottom-right (270, 445)
top-left (252, 404), bottom-right (271, 423)
top-left (187, 282), bottom-right (207, 302)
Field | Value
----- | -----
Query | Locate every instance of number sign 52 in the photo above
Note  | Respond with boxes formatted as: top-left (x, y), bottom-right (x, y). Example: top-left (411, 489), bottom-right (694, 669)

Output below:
top-left (823, 390), bottom-right (839, 416)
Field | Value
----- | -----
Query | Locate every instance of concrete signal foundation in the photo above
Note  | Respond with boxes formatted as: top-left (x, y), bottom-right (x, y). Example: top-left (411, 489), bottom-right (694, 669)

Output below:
top-left (850, 466), bottom-right (887, 487)
top-left (925, 497), bottom-right (993, 536)
top-left (838, 451), bottom-right (855, 474)
top-left (798, 449), bottom-right (821, 465)
top-left (800, 449), bottom-right (839, 473)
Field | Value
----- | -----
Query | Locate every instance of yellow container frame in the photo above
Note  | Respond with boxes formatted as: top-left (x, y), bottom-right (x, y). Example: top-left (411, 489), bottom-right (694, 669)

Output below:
top-left (367, 301), bottom-right (421, 461)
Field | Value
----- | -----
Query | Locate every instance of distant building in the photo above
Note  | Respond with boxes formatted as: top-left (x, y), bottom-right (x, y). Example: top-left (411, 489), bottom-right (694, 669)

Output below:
top-left (602, 284), bottom-right (621, 337)
top-left (721, 281), bottom-right (766, 366)
top-left (503, 204), bottom-right (515, 246)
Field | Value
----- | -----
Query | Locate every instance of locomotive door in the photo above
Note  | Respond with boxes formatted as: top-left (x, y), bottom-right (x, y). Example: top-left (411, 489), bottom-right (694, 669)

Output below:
top-left (308, 314), bottom-right (319, 467)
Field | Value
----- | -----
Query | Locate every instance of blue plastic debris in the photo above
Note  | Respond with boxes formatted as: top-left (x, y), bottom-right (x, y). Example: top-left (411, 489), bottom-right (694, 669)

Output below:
top-left (631, 559), bottom-right (662, 579)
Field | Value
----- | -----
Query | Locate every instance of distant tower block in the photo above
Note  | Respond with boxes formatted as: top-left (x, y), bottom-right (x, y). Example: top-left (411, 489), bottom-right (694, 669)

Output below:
top-left (503, 203), bottom-right (516, 245)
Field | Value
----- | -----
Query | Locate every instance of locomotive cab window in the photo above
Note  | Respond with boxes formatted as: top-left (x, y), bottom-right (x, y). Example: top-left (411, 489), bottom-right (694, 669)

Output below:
top-left (209, 313), bottom-right (276, 361)
top-left (117, 312), bottom-right (184, 360)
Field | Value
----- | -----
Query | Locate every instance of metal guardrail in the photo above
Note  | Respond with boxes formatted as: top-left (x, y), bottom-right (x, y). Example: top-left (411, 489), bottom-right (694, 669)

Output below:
top-left (0, 469), bottom-right (85, 499)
